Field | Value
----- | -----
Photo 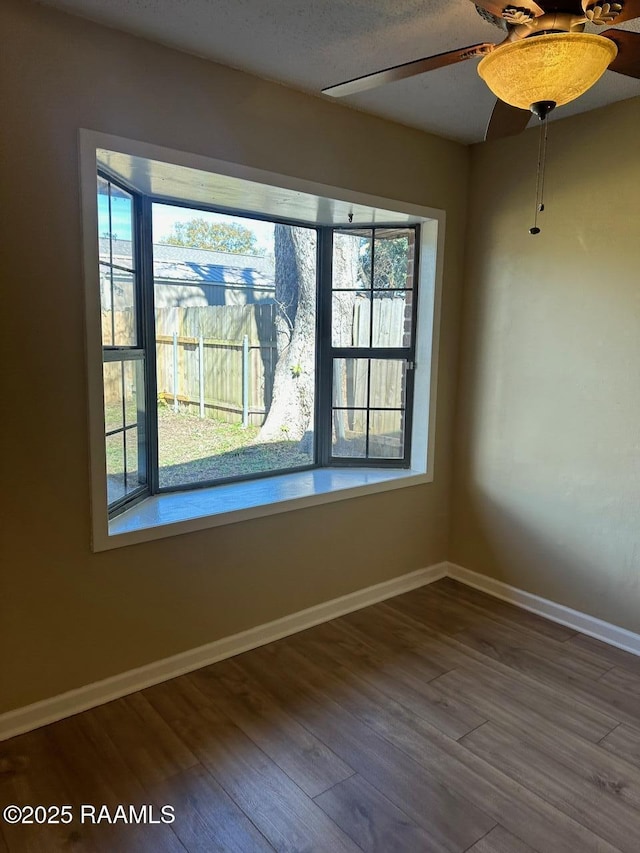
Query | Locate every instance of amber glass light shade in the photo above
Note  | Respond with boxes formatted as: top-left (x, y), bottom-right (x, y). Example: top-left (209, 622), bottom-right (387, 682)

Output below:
top-left (478, 33), bottom-right (617, 110)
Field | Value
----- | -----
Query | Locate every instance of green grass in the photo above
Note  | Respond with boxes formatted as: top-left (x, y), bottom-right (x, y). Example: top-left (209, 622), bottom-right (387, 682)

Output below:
top-left (157, 406), bottom-right (311, 487)
top-left (105, 405), bottom-right (311, 491)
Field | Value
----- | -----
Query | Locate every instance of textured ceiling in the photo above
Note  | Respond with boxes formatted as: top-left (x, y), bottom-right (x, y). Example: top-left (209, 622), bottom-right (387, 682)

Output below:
top-left (37, 0), bottom-right (640, 143)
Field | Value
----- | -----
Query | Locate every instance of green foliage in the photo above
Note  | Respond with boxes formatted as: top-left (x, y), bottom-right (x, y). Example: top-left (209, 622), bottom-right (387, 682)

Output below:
top-left (163, 218), bottom-right (262, 255)
top-left (362, 235), bottom-right (410, 289)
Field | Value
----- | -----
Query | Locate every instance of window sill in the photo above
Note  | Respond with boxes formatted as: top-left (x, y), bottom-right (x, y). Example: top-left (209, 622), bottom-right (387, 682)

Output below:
top-left (100, 467), bottom-right (430, 551)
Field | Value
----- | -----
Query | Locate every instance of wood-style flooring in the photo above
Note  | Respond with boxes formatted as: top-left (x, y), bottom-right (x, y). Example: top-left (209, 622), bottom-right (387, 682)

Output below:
top-left (2, 578), bottom-right (640, 852)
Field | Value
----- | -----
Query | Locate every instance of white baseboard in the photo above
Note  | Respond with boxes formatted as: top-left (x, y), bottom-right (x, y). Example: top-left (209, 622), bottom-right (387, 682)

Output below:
top-left (4, 559), bottom-right (639, 742)
top-left (446, 562), bottom-right (640, 657)
top-left (0, 562), bottom-right (447, 742)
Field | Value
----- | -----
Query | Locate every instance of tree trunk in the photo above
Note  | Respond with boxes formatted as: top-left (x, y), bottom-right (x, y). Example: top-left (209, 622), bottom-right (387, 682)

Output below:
top-left (258, 225), bottom-right (317, 443)
top-left (258, 227), bottom-right (360, 447)
top-left (329, 235), bottom-right (360, 448)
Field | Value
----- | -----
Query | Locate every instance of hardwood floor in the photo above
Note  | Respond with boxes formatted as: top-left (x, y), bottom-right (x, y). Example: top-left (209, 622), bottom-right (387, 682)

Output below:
top-left (2, 578), bottom-right (640, 852)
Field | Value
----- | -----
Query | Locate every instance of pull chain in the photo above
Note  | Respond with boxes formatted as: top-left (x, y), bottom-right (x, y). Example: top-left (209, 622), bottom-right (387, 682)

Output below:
top-left (530, 115), bottom-right (549, 235)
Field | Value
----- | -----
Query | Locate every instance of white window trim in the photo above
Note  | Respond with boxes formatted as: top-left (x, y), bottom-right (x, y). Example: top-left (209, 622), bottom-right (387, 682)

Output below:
top-left (79, 130), bottom-right (445, 552)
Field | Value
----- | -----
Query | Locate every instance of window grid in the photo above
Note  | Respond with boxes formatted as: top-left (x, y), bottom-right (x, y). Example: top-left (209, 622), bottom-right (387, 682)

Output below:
top-left (326, 226), bottom-right (418, 467)
top-left (98, 172), bottom-right (149, 514)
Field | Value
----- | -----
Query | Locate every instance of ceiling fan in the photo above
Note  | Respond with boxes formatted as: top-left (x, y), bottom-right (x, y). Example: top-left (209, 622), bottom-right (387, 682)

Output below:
top-left (322, 0), bottom-right (640, 140)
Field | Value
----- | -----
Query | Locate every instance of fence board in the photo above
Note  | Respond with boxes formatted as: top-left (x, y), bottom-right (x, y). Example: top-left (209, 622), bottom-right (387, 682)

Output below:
top-left (104, 300), bottom-right (404, 435)
top-left (152, 305), bottom-right (276, 425)
top-left (349, 296), bottom-right (406, 443)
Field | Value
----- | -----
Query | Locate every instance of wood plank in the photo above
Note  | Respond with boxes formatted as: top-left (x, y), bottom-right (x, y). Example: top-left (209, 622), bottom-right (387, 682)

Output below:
top-left (0, 728), bottom-right (98, 853)
top-left (467, 825), bottom-right (537, 853)
top-left (157, 679), bottom-right (362, 853)
top-left (302, 658), bottom-right (623, 853)
top-left (598, 666), bottom-right (640, 697)
top-left (50, 713), bottom-right (189, 853)
top-left (566, 634), bottom-right (640, 676)
top-left (371, 601), bottom-right (620, 741)
top-left (89, 693), bottom-right (199, 786)
top-left (384, 585), bottom-right (479, 635)
top-left (318, 615), bottom-right (446, 681)
top-left (453, 629), bottom-right (640, 730)
top-left (467, 710), bottom-right (640, 812)
top-left (600, 724), bottom-right (640, 771)
top-left (446, 613), bottom-right (611, 683)
top-left (46, 712), bottom-right (146, 806)
top-left (461, 721), bottom-right (640, 853)
top-left (142, 673), bottom-right (211, 725)
top-left (431, 665), bottom-right (618, 745)
top-left (497, 647), bottom-right (639, 732)
top-left (189, 658), bottom-right (355, 797)
top-left (235, 642), bottom-right (496, 852)
top-left (342, 601), bottom-right (468, 672)
top-left (451, 612), bottom-right (607, 675)
top-left (314, 773), bottom-right (436, 853)
top-left (0, 714), bottom-right (187, 853)
top-left (297, 635), bottom-right (631, 850)
top-left (239, 639), bottom-right (619, 853)
top-left (294, 619), bottom-right (487, 740)
top-left (153, 764), bottom-right (273, 852)
top-left (392, 585), bottom-right (613, 684)
top-left (433, 577), bottom-right (577, 641)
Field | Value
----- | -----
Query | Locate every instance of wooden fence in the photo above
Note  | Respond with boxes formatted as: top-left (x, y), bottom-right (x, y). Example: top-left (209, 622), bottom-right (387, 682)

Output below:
top-left (334, 296), bottom-right (408, 457)
top-left (101, 305), bottom-right (276, 427)
top-left (102, 295), bottom-right (408, 442)
top-left (155, 305), bottom-right (276, 426)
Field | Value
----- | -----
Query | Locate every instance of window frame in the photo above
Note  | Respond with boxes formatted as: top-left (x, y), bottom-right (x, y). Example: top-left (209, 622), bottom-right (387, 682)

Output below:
top-left (99, 196), bottom-right (423, 505)
top-left (80, 130), bottom-right (445, 551)
top-left (148, 198), bottom-right (323, 495)
top-left (97, 171), bottom-right (153, 516)
top-left (320, 225), bottom-right (420, 469)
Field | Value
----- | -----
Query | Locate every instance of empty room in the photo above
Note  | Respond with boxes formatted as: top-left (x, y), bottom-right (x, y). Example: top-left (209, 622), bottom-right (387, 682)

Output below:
top-left (1, 0), bottom-right (639, 850)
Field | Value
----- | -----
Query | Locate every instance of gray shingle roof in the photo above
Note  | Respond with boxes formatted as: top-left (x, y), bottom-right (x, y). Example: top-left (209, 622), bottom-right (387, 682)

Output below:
top-left (99, 238), bottom-right (275, 288)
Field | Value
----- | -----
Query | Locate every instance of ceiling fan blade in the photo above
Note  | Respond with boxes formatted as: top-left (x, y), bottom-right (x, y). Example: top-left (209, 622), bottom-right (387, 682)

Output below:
top-left (322, 43), bottom-right (495, 98)
top-left (582, 0), bottom-right (640, 25)
top-left (485, 99), bottom-right (532, 140)
top-left (472, 0), bottom-right (545, 19)
top-left (600, 28), bottom-right (640, 77)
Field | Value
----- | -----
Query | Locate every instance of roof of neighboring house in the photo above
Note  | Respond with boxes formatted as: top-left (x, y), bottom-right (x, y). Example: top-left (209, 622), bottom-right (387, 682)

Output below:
top-left (99, 238), bottom-right (275, 288)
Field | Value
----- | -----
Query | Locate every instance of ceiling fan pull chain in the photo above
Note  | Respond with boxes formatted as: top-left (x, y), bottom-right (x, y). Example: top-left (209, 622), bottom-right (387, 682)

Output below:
top-left (530, 116), bottom-right (549, 235)
top-left (539, 116), bottom-right (549, 214)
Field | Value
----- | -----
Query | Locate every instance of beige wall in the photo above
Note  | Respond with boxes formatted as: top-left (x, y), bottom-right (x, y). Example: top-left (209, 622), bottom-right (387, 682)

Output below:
top-left (0, 0), bottom-right (468, 712)
top-left (451, 97), bottom-right (640, 633)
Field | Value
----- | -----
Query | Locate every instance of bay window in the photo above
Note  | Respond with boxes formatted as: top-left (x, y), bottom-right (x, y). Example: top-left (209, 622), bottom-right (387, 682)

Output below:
top-left (80, 133), bottom-right (442, 549)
